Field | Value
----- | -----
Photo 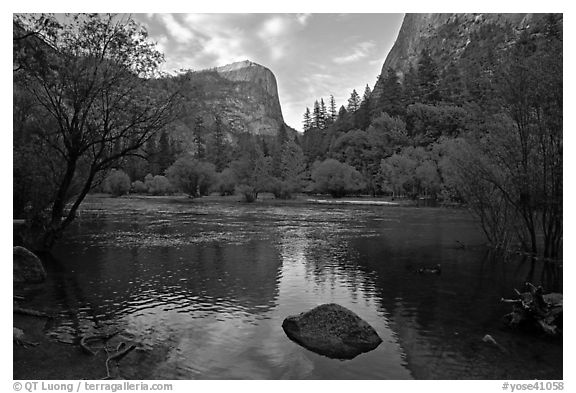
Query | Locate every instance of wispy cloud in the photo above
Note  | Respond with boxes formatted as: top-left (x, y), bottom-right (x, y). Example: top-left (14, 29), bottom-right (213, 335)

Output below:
top-left (157, 14), bottom-right (194, 43)
top-left (135, 14), bottom-right (405, 130)
top-left (333, 41), bottom-right (376, 64)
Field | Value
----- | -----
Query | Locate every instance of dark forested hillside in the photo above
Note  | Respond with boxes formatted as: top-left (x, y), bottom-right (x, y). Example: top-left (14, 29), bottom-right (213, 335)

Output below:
top-left (300, 13), bottom-right (562, 258)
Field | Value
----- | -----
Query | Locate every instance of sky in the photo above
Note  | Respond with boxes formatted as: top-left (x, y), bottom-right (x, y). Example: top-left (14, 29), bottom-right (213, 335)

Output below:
top-left (132, 14), bottom-right (405, 131)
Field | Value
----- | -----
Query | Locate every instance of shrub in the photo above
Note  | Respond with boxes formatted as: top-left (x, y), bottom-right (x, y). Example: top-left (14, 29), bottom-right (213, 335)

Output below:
top-left (270, 178), bottom-right (297, 199)
top-left (236, 184), bottom-right (258, 202)
top-left (166, 156), bottom-right (217, 197)
top-left (131, 180), bottom-right (147, 194)
top-left (146, 175), bottom-right (173, 195)
top-left (104, 169), bottom-right (131, 196)
top-left (217, 168), bottom-right (236, 196)
top-left (311, 159), bottom-right (364, 198)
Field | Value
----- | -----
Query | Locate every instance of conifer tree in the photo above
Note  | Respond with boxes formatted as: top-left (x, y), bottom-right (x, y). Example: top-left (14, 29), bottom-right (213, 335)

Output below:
top-left (347, 89), bottom-right (361, 112)
top-left (329, 95), bottom-right (337, 123)
top-left (379, 68), bottom-right (404, 117)
top-left (303, 107), bottom-right (312, 131)
top-left (319, 98), bottom-right (327, 129)
top-left (312, 100), bottom-right (322, 128)
top-left (362, 84), bottom-right (372, 104)
top-left (193, 116), bottom-right (206, 159)
top-left (210, 115), bottom-right (228, 171)
top-left (158, 130), bottom-right (173, 173)
top-left (418, 48), bottom-right (440, 103)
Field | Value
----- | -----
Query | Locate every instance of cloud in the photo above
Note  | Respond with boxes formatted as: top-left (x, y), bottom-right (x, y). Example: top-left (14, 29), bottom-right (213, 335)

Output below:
top-left (333, 41), bottom-right (376, 64)
top-left (296, 13), bottom-right (311, 25)
top-left (260, 16), bottom-right (289, 38)
top-left (157, 14), bottom-right (194, 44)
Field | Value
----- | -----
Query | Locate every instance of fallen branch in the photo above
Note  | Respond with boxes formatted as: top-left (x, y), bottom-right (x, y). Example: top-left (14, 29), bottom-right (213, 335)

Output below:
top-left (101, 343), bottom-right (137, 380)
top-left (502, 282), bottom-right (562, 336)
top-left (80, 331), bottom-right (120, 356)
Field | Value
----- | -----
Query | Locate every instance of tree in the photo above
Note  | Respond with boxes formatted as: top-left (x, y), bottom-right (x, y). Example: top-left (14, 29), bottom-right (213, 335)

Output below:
top-left (328, 95), bottom-right (337, 123)
top-left (231, 142), bottom-right (271, 202)
top-left (356, 84), bottom-right (372, 129)
top-left (216, 168), bottom-right (237, 196)
top-left (444, 17), bottom-right (563, 258)
top-left (272, 139), bottom-right (306, 199)
top-left (319, 98), bottom-right (328, 129)
top-left (347, 89), bottom-right (361, 112)
top-left (418, 48), bottom-right (440, 103)
top-left (303, 107), bottom-right (312, 131)
top-left (103, 169), bottom-right (131, 196)
top-left (145, 175), bottom-right (173, 195)
top-left (312, 100), bottom-right (323, 129)
top-left (193, 116), bottom-right (206, 159)
top-left (377, 68), bottom-right (404, 118)
top-left (166, 156), bottom-right (217, 197)
top-left (13, 14), bottom-right (179, 250)
top-left (311, 159), bottom-right (364, 198)
top-left (207, 114), bottom-right (229, 171)
top-left (157, 130), bottom-right (174, 173)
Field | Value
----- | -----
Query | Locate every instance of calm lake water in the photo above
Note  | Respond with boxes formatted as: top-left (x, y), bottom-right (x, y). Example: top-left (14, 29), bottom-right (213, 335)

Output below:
top-left (28, 196), bottom-right (563, 379)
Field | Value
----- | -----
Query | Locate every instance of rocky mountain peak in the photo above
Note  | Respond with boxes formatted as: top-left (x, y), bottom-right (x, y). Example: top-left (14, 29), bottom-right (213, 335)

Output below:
top-left (215, 60), bottom-right (281, 101)
top-left (372, 13), bottom-right (540, 101)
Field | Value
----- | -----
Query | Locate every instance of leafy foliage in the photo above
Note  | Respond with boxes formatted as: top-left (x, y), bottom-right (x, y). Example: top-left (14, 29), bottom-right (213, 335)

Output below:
top-left (311, 159), bottom-right (364, 198)
top-left (166, 156), bottom-right (217, 197)
top-left (103, 169), bottom-right (131, 197)
top-left (13, 13), bottom-right (180, 249)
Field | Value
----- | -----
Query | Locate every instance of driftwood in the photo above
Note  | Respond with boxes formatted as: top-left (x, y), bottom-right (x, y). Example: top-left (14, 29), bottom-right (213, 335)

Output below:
top-left (80, 331), bottom-right (120, 355)
top-left (501, 282), bottom-right (563, 336)
top-left (102, 344), bottom-right (137, 380)
top-left (79, 330), bottom-right (137, 379)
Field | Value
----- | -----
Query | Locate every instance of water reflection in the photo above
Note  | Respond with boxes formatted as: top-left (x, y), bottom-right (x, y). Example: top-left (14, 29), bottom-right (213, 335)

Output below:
top-left (26, 197), bottom-right (561, 379)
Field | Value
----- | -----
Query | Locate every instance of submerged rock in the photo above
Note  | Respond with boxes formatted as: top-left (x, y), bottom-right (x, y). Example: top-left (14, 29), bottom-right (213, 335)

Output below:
top-left (282, 303), bottom-right (382, 359)
top-left (13, 246), bottom-right (46, 283)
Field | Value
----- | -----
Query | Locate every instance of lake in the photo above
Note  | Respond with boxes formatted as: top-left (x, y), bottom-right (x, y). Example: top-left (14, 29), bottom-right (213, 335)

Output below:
top-left (20, 195), bottom-right (563, 379)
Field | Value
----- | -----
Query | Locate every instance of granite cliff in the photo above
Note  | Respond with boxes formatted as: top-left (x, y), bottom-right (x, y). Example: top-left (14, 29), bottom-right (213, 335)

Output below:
top-left (373, 13), bottom-right (543, 99)
top-left (171, 60), bottom-right (286, 143)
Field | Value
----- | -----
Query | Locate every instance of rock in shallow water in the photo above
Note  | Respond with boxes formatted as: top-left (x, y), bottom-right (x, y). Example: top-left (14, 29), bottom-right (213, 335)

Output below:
top-left (282, 303), bottom-right (382, 360)
top-left (13, 246), bottom-right (46, 283)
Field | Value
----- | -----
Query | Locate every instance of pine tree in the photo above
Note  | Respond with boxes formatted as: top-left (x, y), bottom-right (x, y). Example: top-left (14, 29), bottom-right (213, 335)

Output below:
top-left (347, 89), bottom-right (360, 112)
top-left (158, 130), bottom-right (173, 172)
top-left (193, 116), bottom-right (206, 159)
top-left (338, 105), bottom-right (347, 119)
top-left (438, 61), bottom-right (464, 104)
top-left (357, 84), bottom-right (373, 130)
top-left (145, 136), bottom-right (160, 175)
top-left (319, 98), bottom-right (327, 129)
top-left (211, 115), bottom-right (228, 171)
top-left (418, 48), bottom-right (440, 103)
top-left (303, 107), bottom-right (312, 131)
top-left (329, 95), bottom-right (337, 123)
top-left (403, 63), bottom-right (420, 106)
top-left (379, 68), bottom-right (404, 117)
top-left (362, 84), bottom-right (372, 104)
top-left (312, 100), bottom-right (321, 129)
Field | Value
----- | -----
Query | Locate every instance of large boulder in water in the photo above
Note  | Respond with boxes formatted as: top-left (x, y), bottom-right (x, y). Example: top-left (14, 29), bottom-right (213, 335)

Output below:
top-left (282, 303), bottom-right (382, 359)
top-left (13, 246), bottom-right (46, 283)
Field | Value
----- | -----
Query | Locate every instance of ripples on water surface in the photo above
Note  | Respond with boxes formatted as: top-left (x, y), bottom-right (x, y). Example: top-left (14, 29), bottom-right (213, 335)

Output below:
top-left (27, 196), bottom-right (561, 379)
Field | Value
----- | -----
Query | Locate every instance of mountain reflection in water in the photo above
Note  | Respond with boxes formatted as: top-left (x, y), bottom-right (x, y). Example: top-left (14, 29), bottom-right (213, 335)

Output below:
top-left (28, 196), bottom-right (561, 379)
